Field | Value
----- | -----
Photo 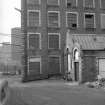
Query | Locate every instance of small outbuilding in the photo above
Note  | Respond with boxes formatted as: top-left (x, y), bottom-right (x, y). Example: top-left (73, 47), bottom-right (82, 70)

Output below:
top-left (65, 31), bottom-right (105, 83)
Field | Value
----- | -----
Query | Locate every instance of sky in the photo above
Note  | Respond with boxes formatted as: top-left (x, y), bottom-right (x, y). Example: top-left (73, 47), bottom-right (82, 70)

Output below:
top-left (0, 0), bottom-right (21, 43)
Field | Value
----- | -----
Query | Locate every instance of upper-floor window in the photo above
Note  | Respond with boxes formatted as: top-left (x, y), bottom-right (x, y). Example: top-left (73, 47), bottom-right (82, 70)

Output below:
top-left (27, 10), bottom-right (41, 27)
top-left (84, 13), bottom-right (95, 29)
top-left (27, 0), bottom-right (41, 5)
top-left (48, 33), bottom-right (60, 49)
top-left (47, 0), bottom-right (59, 5)
top-left (100, 0), bottom-right (105, 9)
top-left (83, 0), bottom-right (95, 8)
top-left (48, 11), bottom-right (60, 27)
top-left (66, 0), bottom-right (78, 8)
top-left (28, 33), bottom-right (41, 50)
top-left (66, 12), bottom-right (78, 29)
top-left (101, 14), bottom-right (105, 29)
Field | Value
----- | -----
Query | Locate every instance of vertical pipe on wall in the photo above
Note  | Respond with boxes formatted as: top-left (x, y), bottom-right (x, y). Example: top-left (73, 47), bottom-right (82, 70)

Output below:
top-left (21, 0), bottom-right (28, 82)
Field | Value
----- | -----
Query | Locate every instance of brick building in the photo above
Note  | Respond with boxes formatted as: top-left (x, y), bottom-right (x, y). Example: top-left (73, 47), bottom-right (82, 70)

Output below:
top-left (11, 27), bottom-right (23, 68)
top-left (21, 0), bottom-right (105, 82)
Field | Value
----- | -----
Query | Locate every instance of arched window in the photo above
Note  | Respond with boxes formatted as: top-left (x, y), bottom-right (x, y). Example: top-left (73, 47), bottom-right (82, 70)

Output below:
top-left (74, 49), bottom-right (79, 61)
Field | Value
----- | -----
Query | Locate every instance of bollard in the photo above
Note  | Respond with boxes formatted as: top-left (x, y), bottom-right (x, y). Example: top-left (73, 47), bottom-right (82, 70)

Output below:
top-left (0, 80), bottom-right (9, 105)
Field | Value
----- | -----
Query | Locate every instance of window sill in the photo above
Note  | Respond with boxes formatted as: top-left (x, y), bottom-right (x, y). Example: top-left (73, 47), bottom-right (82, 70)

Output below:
top-left (83, 7), bottom-right (95, 10)
top-left (67, 27), bottom-right (78, 30)
top-left (67, 6), bottom-right (78, 9)
top-left (27, 26), bottom-right (41, 28)
top-left (47, 4), bottom-right (59, 7)
top-left (85, 28), bottom-right (96, 31)
top-left (48, 26), bottom-right (60, 29)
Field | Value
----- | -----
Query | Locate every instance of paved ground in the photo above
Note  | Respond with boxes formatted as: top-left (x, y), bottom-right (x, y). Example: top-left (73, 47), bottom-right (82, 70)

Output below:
top-left (2, 76), bottom-right (105, 105)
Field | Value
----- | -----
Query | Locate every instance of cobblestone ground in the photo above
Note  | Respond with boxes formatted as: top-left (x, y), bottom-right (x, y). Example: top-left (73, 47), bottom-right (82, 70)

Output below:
top-left (1, 76), bottom-right (105, 105)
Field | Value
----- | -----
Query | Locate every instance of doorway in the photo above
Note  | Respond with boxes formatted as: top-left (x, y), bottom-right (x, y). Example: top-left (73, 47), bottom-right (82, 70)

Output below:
top-left (74, 62), bottom-right (79, 81)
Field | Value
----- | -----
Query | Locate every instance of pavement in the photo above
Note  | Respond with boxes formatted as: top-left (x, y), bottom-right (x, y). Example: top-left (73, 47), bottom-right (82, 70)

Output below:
top-left (0, 76), bottom-right (105, 105)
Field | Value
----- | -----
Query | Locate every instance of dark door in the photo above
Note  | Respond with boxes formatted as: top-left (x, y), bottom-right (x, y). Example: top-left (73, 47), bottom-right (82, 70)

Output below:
top-left (74, 62), bottom-right (79, 81)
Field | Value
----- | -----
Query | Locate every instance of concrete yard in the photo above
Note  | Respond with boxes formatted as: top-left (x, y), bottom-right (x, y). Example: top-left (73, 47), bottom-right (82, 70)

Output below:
top-left (3, 79), bottom-right (105, 105)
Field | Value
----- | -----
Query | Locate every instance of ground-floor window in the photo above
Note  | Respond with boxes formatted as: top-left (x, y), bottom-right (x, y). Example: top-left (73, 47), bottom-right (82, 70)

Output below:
top-left (98, 59), bottom-right (105, 78)
top-left (28, 57), bottom-right (41, 75)
top-left (48, 56), bottom-right (61, 74)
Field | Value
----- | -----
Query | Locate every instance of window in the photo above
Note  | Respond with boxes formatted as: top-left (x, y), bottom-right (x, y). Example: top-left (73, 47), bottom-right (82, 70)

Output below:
top-left (47, 0), bottom-right (59, 5)
top-left (28, 33), bottom-right (41, 50)
top-left (74, 49), bottom-right (79, 61)
top-left (48, 56), bottom-right (61, 74)
top-left (83, 0), bottom-right (95, 8)
top-left (27, 0), bottom-right (40, 5)
top-left (28, 57), bottom-right (41, 75)
top-left (28, 10), bottom-right (40, 27)
top-left (100, 0), bottom-right (105, 9)
top-left (48, 33), bottom-right (60, 49)
top-left (84, 13), bottom-right (95, 29)
top-left (101, 14), bottom-right (105, 29)
top-left (66, 0), bottom-right (78, 8)
top-left (48, 11), bottom-right (60, 27)
top-left (66, 12), bottom-right (78, 29)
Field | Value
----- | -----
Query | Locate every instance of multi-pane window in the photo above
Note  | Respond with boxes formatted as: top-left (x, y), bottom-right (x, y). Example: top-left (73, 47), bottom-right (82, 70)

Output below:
top-left (66, 12), bottom-right (78, 29)
top-left (48, 56), bottom-right (60, 74)
top-left (101, 14), bottom-right (105, 29)
top-left (48, 11), bottom-right (60, 27)
top-left (28, 57), bottom-right (41, 75)
top-left (83, 0), bottom-right (95, 8)
top-left (100, 0), bottom-right (105, 9)
top-left (48, 33), bottom-right (60, 49)
top-left (84, 13), bottom-right (95, 29)
top-left (27, 0), bottom-right (40, 5)
top-left (28, 33), bottom-right (41, 49)
top-left (47, 0), bottom-right (59, 5)
top-left (28, 10), bottom-right (40, 27)
top-left (66, 0), bottom-right (77, 8)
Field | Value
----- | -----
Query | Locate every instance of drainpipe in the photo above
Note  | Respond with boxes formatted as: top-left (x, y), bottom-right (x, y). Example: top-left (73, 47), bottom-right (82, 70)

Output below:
top-left (21, 0), bottom-right (28, 82)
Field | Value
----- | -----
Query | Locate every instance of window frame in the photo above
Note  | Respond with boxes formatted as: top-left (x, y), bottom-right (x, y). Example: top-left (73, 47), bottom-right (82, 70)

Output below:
top-left (27, 10), bottom-right (41, 27)
top-left (100, 0), bottom-right (105, 9)
top-left (48, 33), bottom-right (61, 49)
top-left (48, 11), bottom-right (60, 28)
top-left (66, 0), bottom-right (78, 8)
top-left (47, 0), bottom-right (60, 5)
top-left (48, 55), bottom-right (61, 73)
top-left (27, 32), bottom-right (41, 50)
top-left (28, 57), bottom-right (42, 74)
top-left (100, 14), bottom-right (105, 29)
top-left (84, 13), bottom-right (96, 29)
top-left (27, 0), bottom-right (41, 5)
top-left (66, 12), bottom-right (79, 28)
top-left (83, 0), bottom-right (95, 8)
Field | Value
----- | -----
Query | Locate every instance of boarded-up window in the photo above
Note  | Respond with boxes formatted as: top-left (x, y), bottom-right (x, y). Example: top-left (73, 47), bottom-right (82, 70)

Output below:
top-left (101, 14), bottom-right (105, 29)
top-left (48, 56), bottom-right (60, 74)
top-left (29, 33), bottom-right (40, 49)
top-left (27, 0), bottom-right (40, 5)
top-left (99, 59), bottom-right (105, 78)
top-left (84, 14), bottom-right (95, 29)
top-left (48, 34), bottom-right (60, 49)
top-left (101, 0), bottom-right (105, 9)
top-left (48, 12), bottom-right (60, 27)
top-left (29, 58), bottom-right (41, 75)
top-left (47, 0), bottom-right (59, 5)
top-left (28, 10), bottom-right (40, 27)
top-left (66, 0), bottom-right (77, 8)
top-left (67, 12), bottom-right (77, 29)
top-left (84, 0), bottom-right (94, 8)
